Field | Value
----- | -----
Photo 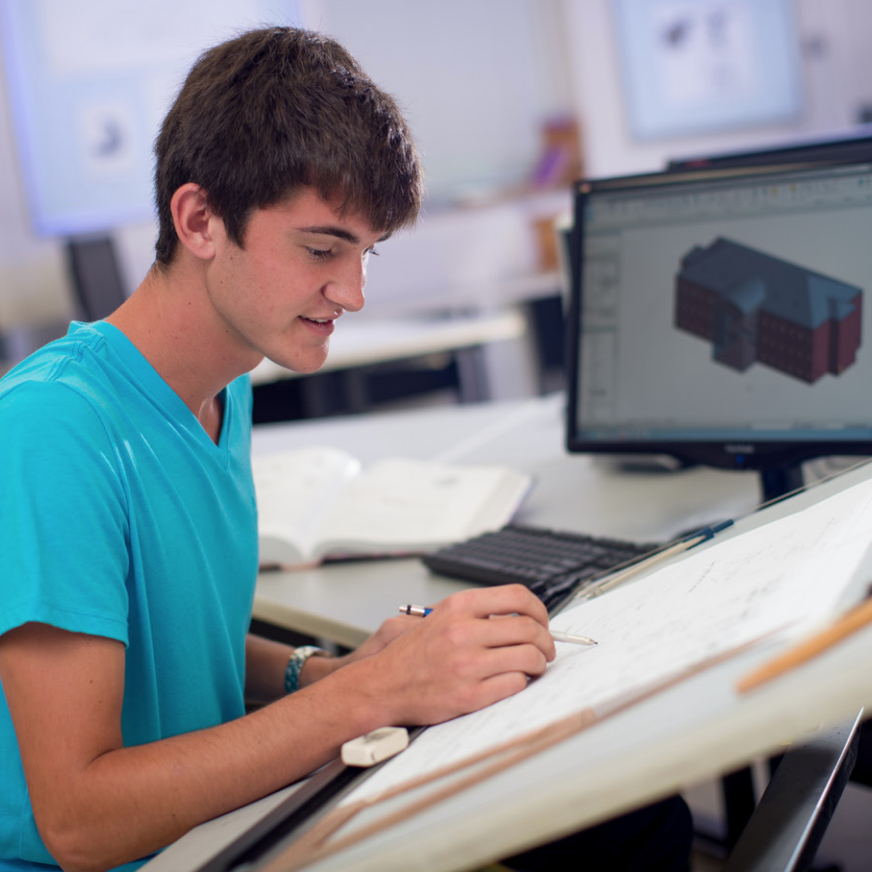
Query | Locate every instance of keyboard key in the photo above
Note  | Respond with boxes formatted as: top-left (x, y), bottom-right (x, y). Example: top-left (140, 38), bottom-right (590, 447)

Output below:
top-left (422, 524), bottom-right (660, 612)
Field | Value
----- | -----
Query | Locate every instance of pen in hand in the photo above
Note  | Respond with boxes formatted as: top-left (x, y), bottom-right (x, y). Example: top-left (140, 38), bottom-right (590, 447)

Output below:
top-left (549, 629), bottom-right (598, 646)
top-left (399, 604), bottom-right (432, 617)
top-left (398, 604), bottom-right (597, 646)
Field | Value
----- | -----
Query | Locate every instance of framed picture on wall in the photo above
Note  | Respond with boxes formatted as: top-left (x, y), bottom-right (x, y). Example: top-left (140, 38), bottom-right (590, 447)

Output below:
top-left (0, 0), bottom-right (300, 237)
top-left (612, 0), bottom-right (803, 140)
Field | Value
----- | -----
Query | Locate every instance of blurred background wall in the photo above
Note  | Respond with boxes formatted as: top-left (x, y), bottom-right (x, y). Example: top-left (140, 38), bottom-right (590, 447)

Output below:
top-left (1, 0), bottom-right (870, 339)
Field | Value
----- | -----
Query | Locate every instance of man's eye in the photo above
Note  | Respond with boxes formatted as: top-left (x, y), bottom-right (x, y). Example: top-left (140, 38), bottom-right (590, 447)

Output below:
top-left (308, 248), bottom-right (334, 260)
top-left (365, 247), bottom-right (380, 258)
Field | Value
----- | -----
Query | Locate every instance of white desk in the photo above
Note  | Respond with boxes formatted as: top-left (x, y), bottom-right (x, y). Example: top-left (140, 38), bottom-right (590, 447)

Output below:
top-left (147, 396), bottom-right (872, 872)
top-left (250, 394), bottom-right (762, 647)
top-left (250, 310), bottom-right (529, 408)
top-left (250, 311), bottom-right (526, 383)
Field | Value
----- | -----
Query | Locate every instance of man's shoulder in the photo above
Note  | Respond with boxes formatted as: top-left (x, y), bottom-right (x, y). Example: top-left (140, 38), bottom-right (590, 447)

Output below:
top-left (1, 322), bottom-right (105, 387)
top-left (0, 326), bottom-right (121, 441)
top-left (1, 321), bottom-right (145, 408)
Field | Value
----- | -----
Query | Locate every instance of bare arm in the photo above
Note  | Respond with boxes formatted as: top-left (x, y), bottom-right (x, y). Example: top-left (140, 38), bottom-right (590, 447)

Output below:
top-left (242, 629), bottom-right (392, 703)
top-left (243, 633), bottom-right (295, 703)
top-left (0, 584), bottom-right (552, 872)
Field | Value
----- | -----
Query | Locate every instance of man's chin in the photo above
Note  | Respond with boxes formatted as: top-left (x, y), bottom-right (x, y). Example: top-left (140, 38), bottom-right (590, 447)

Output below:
top-left (265, 351), bottom-right (329, 375)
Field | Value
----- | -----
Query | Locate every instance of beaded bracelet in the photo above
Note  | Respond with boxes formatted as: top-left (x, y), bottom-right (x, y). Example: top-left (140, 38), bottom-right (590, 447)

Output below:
top-left (284, 645), bottom-right (329, 694)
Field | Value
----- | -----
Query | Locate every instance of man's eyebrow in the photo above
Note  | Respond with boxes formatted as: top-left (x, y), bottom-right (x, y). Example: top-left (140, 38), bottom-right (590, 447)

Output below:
top-left (298, 225), bottom-right (390, 245)
top-left (298, 225), bottom-right (360, 244)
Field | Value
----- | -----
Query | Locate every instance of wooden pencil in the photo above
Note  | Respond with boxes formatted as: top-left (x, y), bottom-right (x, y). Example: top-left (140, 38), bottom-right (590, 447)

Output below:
top-left (737, 597), bottom-right (872, 693)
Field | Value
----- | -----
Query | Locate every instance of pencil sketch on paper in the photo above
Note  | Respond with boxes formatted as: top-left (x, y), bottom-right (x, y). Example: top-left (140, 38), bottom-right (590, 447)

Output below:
top-left (345, 472), bottom-right (872, 804)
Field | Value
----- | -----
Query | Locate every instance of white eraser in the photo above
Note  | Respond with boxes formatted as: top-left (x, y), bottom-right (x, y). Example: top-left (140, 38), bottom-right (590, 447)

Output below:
top-left (341, 726), bottom-right (409, 768)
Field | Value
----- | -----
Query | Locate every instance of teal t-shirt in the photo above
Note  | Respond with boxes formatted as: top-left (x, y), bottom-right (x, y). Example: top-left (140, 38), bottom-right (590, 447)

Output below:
top-left (0, 322), bottom-right (258, 870)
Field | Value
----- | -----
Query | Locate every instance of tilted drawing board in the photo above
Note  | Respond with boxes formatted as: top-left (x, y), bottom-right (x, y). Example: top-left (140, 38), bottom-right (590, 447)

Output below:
top-left (248, 459), bottom-right (872, 872)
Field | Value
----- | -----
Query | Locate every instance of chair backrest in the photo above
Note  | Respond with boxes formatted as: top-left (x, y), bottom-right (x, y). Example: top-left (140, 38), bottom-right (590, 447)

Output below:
top-left (65, 236), bottom-right (128, 321)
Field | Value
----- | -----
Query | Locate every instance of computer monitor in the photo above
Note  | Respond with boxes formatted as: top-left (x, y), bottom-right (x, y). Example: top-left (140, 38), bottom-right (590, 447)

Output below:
top-left (667, 126), bottom-right (872, 172)
top-left (565, 157), bottom-right (872, 502)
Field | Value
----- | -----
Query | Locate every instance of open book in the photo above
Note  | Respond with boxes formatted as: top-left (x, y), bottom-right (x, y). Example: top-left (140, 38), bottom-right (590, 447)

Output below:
top-left (252, 446), bottom-right (533, 568)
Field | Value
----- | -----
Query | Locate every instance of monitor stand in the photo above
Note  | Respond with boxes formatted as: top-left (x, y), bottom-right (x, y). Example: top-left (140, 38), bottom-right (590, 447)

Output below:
top-left (721, 458), bottom-right (807, 848)
top-left (759, 463), bottom-right (805, 506)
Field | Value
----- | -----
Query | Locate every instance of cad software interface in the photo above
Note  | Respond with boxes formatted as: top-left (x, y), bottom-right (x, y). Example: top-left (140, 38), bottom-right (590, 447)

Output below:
top-left (572, 161), bottom-right (872, 444)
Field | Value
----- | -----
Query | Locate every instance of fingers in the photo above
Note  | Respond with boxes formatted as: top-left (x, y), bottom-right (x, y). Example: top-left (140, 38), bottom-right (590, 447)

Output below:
top-left (348, 615), bottom-right (420, 662)
top-left (473, 637), bottom-right (550, 680)
top-left (476, 613), bottom-right (556, 663)
top-left (422, 590), bottom-right (554, 703)
top-left (474, 671), bottom-right (535, 710)
top-left (429, 585), bottom-right (555, 661)
top-left (380, 614), bottom-right (421, 638)
top-left (426, 640), bottom-right (548, 720)
top-left (355, 584), bottom-right (556, 726)
top-left (441, 584), bottom-right (550, 625)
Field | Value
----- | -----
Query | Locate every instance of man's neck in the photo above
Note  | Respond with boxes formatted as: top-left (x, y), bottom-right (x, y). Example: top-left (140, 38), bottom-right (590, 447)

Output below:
top-left (106, 261), bottom-right (261, 434)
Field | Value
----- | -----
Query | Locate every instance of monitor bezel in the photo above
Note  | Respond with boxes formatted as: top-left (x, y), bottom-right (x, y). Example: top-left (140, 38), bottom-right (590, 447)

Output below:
top-left (564, 157), bottom-right (872, 474)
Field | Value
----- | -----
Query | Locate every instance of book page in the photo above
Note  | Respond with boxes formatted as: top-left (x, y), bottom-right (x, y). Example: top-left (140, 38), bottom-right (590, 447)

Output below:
top-left (315, 460), bottom-right (530, 556)
top-left (343, 473), bottom-right (872, 804)
top-left (253, 447), bottom-right (362, 563)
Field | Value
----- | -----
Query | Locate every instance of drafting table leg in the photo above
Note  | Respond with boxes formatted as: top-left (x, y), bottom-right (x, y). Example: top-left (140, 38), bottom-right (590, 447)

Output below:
top-left (721, 766), bottom-right (757, 848)
top-left (721, 712), bottom-right (863, 872)
top-left (454, 346), bottom-right (490, 402)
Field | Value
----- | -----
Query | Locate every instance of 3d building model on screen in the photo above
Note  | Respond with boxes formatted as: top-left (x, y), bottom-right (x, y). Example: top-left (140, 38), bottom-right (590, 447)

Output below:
top-left (675, 237), bottom-right (863, 384)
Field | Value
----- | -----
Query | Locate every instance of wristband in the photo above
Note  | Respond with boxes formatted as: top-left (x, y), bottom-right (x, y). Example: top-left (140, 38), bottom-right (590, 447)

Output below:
top-left (284, 645), bottom-right (329, 694)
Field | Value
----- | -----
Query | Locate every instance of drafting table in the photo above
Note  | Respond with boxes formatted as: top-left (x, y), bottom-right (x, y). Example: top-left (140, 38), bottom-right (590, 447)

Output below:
top-left (249, 394), bottom-right (763, 648)
top-left (144, 395), bottom-right (872, 872)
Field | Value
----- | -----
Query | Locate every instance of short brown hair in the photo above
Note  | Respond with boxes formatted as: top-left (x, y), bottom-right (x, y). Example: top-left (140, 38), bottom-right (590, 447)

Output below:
top-left (153, 27), bottom-right (423, 266)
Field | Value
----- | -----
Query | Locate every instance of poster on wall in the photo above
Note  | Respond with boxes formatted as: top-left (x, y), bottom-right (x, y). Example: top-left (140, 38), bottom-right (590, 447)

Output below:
top-left (612, 0), bottom-right (803, 141)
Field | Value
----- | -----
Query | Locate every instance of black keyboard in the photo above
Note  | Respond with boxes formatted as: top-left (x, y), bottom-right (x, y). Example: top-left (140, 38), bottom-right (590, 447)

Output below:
top-left (422, 524), bottom-right (660, 612)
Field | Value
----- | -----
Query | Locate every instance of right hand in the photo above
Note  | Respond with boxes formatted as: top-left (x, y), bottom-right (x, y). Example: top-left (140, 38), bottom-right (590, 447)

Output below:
top-left (349, 584), bottom-right (556, 726)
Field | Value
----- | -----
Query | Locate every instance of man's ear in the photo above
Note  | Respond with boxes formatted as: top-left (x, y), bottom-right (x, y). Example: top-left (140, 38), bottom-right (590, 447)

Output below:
top-left (170, 183), bottom-right (221, 260)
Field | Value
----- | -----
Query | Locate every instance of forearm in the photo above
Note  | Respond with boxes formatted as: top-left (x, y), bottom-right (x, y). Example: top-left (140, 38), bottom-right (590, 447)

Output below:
top-left (11, 587), bottom-right (553, 872)
top-left (244, 633), bottom-right (347, 703)
top-left (39, 667), bottom-right (383, 872)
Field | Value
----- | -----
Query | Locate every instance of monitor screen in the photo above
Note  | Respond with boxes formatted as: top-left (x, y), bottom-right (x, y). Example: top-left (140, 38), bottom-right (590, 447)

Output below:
top-left (565, 158), bottom-right (872, 481)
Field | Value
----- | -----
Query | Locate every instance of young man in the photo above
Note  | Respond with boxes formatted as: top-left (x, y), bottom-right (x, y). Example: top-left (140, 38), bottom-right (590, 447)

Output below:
top-left (0, 27), bottom-right (690, 872)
